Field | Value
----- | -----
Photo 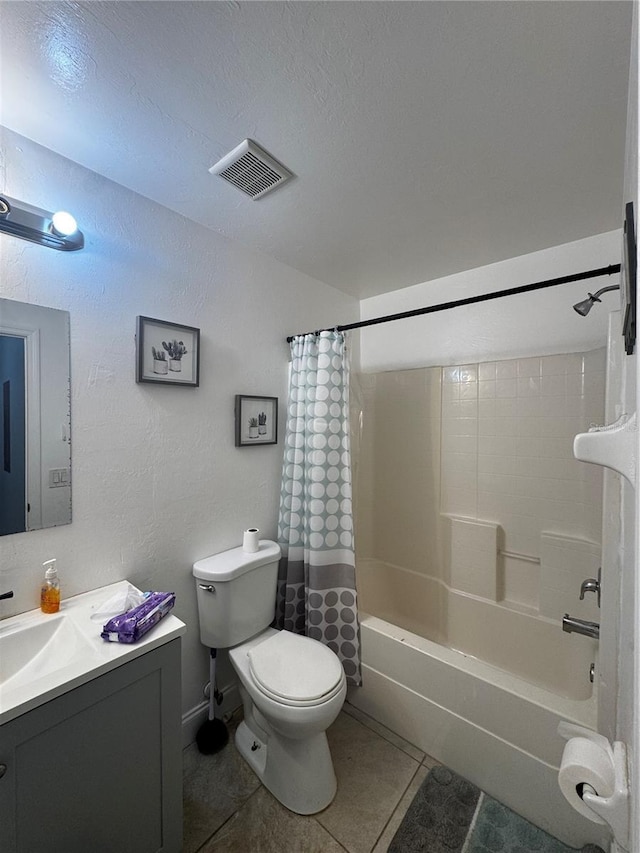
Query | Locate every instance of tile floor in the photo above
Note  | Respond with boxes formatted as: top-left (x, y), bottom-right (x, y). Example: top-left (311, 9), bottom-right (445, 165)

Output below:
top-left (183, 702), bottom-right (438, 853)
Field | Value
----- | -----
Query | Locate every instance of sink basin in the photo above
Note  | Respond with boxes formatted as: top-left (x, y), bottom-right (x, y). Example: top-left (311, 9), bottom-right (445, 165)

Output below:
top-left (0, 613), bottom-right (96, 689)
top-left (0, 580), bottom-right (186, 726)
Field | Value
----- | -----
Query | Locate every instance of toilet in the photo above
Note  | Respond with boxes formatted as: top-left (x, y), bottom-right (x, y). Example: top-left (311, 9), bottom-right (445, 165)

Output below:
top-left (193, 539), bottom-right (347, 815)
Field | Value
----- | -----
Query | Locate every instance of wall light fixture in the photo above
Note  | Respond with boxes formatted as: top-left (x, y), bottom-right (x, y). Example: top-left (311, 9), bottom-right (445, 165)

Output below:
top-left (0, 195), bottom-right (84, 251)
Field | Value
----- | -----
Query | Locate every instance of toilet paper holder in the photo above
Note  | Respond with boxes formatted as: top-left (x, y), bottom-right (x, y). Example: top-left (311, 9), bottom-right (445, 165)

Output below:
top-left (558, 722), bottom-right (630, 850)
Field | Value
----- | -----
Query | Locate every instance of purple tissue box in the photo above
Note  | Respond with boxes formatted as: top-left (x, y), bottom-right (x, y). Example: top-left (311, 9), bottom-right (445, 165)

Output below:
top-left (101, 592), bottom-right (176, 643)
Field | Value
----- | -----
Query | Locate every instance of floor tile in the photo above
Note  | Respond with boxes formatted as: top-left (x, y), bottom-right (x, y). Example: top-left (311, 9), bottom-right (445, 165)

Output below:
top-left (183, 716), bottom-right (261, 853)
top-left (422, 752), bottom-right (440, 770)
top-left (200, 787), bottom-right (347, 852)
top-left (343, 701), bottom-right (426, 762)
top-left (372, 765), bottom-right (430, 853)
top-left (318, 711), bottom-right (421, 853)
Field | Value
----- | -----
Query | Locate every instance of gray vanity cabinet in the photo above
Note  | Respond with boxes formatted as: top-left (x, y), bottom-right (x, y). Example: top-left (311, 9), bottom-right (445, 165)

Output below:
top-left (0, 639), bottom-right (182, 853)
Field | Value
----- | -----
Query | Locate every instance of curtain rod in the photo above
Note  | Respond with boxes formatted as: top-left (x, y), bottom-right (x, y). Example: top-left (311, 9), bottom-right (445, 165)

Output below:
top-left (286, 263), bottom-right (621, 343)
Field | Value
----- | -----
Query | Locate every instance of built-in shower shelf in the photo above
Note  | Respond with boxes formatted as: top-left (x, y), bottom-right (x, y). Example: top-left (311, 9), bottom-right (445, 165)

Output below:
top-left (573, 412), bottom-right (637, 488)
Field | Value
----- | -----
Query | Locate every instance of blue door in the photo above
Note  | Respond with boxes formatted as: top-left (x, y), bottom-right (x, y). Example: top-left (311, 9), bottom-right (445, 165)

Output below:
top-left (0, 335), bottom-right (26, 535)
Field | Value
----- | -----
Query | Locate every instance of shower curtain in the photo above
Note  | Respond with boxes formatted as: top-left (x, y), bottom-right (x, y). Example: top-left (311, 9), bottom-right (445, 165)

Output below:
top-left (276, 330), bottom-right (361, 686)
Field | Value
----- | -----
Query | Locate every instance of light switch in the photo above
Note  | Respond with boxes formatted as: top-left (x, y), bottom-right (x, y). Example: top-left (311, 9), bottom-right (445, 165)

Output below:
top-left (49, 468), bottom-right (70, 488)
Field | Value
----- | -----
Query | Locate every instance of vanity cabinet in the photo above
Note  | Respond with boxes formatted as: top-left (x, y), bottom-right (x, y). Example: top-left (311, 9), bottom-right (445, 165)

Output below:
top-left (0, 639), bottom-right (182, 853)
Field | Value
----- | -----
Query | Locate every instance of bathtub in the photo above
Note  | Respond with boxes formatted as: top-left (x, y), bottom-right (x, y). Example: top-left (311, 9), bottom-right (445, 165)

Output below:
top-left (348, 559), bottom-right (609, 850)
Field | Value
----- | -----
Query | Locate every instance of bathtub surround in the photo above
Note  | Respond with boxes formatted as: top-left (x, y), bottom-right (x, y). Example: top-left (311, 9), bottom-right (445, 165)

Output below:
top-left (540, 534), bottom-right (602, 624)
top-left (358, 561), bottom-right (595, 701)
top-left (357, 349), bottom-right (604, 613)
top-left (447, 517), bottom-right (498, 600)
top-left (276, 331), bottom-right (361, 685)
top-left (352, 348), bottom-right (606, 845)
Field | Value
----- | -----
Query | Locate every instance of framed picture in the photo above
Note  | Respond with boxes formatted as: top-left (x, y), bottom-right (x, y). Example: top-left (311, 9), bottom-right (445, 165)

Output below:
top-left (235, 395), bottom-right (278, 446)
top-left (136, 316), bottom-right (200, 386)
top-left (622, 201), bottom-right (637, 356)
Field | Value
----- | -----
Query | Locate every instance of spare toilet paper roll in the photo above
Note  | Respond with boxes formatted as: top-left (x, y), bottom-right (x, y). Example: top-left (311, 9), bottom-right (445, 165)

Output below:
top-left (558, 737), bottom-right (615, 823)
top-left (243, 528), bottom-right (260, 553)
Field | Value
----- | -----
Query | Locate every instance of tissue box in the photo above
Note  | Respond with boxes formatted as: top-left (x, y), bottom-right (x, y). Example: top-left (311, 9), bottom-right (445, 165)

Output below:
top-left (101, 592), bottom-right (176, 643)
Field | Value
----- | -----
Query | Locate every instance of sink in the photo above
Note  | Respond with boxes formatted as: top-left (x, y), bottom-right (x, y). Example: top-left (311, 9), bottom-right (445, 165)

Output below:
top-left (0, 614), bottom-right (96, 689)
top-left (0, 580), bottom-right (186, 726)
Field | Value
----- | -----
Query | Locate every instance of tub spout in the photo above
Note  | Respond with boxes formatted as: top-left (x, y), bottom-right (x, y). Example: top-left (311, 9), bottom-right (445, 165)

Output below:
top-left (562, 614), bottom-right (599, 639)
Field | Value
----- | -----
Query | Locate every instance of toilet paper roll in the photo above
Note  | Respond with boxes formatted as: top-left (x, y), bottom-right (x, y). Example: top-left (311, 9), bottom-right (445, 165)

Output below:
top-left (243, 528), bottom-right (260, 553)
top-left (558, 737), bottom-right (615, 823)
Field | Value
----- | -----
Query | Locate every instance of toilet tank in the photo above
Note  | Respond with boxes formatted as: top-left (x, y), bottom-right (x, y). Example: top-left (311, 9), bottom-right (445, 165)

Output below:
top-left (193, 540), bottom-right (281, 648)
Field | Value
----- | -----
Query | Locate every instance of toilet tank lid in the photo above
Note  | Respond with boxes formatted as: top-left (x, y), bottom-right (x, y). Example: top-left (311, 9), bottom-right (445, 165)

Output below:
top-left (193, 540), bottom-right (281, 581)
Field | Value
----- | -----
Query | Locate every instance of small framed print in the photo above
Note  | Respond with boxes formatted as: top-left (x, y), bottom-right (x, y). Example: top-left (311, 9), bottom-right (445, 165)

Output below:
top-left (235, 395), bottom-right (278, 446)
top-left (136, 316), bottom-right (200, 386)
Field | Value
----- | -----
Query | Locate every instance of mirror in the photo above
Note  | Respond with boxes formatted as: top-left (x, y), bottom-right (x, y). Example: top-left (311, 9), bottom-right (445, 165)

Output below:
top-left (0, 298), bottom-right (71, 535)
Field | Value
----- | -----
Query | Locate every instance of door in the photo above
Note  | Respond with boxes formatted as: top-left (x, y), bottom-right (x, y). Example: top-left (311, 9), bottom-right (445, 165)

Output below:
top-left (0, 334), bottom-right (26, 535)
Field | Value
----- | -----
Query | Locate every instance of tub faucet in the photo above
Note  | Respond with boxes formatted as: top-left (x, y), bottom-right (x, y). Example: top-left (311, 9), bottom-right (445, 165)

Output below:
top-left (562, 614), bottom-right (599, 639)
top-left (0, 590), bottom-right (13, 601)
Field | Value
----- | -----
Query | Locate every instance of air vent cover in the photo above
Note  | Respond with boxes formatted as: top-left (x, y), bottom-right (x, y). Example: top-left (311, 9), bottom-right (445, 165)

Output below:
top-left (209, 139), bottom-right (293, 200)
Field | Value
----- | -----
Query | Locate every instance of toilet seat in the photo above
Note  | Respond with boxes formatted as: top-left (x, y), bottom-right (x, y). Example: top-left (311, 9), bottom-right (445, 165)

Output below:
top-left (247, 631), bottom-right (345, 708)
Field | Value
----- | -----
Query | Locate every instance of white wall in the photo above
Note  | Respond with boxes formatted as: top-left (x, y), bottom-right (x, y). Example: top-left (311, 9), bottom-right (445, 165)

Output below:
top-left (0, 127), bottom-right (358, 718)
top-left (360, 231), bottom-right (620, 373)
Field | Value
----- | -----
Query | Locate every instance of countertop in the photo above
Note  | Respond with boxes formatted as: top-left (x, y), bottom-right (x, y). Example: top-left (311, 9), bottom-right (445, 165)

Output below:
top-left (0, 580), bottom-right (186, 726)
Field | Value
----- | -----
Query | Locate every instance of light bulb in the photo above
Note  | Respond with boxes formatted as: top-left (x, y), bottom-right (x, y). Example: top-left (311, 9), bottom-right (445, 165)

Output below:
top-left (51, 210), bottom-right (78, 237)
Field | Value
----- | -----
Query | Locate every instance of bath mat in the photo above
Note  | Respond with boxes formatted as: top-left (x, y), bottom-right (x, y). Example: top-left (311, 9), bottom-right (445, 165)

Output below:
top-left (387, 765), bottom-right (605, 853)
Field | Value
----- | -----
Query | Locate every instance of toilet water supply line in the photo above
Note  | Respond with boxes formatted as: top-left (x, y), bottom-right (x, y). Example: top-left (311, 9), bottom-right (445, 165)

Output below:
top-left (208, 648), bottom-right (222, 715)
top-left (286, 264), bottom-right (621, 341)
top-left (195, 648), bottom-right (229, 754)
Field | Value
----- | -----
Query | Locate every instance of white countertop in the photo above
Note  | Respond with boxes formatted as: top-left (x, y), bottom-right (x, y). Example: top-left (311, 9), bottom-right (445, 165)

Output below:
top-left (0, 580), bottom-right (186, 726)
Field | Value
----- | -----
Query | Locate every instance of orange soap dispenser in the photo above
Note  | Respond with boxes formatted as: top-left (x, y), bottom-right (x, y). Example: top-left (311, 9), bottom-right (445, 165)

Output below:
top-left (40, 558), bottom-right (60, 613)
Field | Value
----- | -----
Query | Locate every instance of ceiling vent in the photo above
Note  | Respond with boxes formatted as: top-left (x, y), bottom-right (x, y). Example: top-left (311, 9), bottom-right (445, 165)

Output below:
top-left (209, 139), bottom-right (293, 200)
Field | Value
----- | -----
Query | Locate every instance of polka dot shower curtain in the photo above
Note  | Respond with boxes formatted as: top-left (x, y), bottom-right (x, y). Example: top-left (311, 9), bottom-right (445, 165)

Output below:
top-left (276, 331), bottom-right (362, 686)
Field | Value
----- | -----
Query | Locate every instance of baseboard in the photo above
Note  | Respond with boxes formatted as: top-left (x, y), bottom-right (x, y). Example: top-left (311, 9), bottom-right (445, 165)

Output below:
top-left (182, 700), bottom-right (208, 748)
top-left (182, 680), bottom-right (241, 748)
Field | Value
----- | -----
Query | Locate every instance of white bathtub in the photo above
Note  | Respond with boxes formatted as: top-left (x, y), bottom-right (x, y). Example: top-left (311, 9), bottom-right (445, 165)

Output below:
top-left (349, 559), bottom-right (609, 849)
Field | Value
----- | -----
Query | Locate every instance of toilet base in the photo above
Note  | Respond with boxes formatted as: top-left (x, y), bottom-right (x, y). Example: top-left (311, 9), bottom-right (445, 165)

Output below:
top-left (235, 719), bottom-right (338, 815)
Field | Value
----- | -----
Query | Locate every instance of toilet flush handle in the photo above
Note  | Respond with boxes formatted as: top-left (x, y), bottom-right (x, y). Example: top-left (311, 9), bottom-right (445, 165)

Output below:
top-left (198, 584), bottom-right (216, 594)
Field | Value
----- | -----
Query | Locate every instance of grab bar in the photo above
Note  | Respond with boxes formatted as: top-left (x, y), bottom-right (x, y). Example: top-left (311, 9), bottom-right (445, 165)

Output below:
top-left (498, 550), bottom-right (540, 565)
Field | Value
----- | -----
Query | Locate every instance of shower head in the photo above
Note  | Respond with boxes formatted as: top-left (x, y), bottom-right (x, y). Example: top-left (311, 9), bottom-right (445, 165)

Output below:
top-left (573, 294), bottom-right (600, 316)
top-left (573, 285), bottom-right (620, 316)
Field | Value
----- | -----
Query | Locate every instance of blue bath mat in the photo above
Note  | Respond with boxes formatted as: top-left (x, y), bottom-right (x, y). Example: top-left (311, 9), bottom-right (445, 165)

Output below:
top-left (387, 765), bottom-right (605, 853)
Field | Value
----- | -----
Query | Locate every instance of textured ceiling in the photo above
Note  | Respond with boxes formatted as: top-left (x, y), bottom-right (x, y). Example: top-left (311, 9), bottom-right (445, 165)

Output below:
top-left (0, 1), bottom-right (632, 298)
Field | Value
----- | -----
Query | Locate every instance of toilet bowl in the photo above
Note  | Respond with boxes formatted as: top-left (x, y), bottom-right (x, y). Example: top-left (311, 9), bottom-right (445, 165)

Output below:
top-left (193, 540), bottom-right (347, 814)
top-left (230, 627), bottom-right (347, 814)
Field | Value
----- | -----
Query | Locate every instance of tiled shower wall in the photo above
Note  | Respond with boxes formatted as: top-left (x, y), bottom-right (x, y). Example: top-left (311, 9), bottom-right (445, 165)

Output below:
top-left (355, 349), bottom-right (605, 617)
top-left (355, 368), bottom-right (442, 578)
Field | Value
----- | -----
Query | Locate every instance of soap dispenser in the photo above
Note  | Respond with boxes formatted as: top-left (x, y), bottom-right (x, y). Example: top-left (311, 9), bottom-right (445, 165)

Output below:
top-left (41, 558), bottom-right (60, 614)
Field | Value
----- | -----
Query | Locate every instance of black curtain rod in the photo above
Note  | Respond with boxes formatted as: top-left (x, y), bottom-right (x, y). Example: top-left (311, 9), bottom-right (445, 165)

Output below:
top-left (286, 263), bottom-right (621, 343)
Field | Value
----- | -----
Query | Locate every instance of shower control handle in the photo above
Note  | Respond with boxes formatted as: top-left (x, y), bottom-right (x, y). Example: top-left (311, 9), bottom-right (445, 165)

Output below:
top-left (579, 567), bottom-right (601, 607)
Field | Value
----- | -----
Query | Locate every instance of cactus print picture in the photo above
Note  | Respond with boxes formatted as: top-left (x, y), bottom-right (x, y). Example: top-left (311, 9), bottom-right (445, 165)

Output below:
top-left (136, 316), bottom-right (200, 387)
top-left (235, 395), bottom-right (278, 446)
